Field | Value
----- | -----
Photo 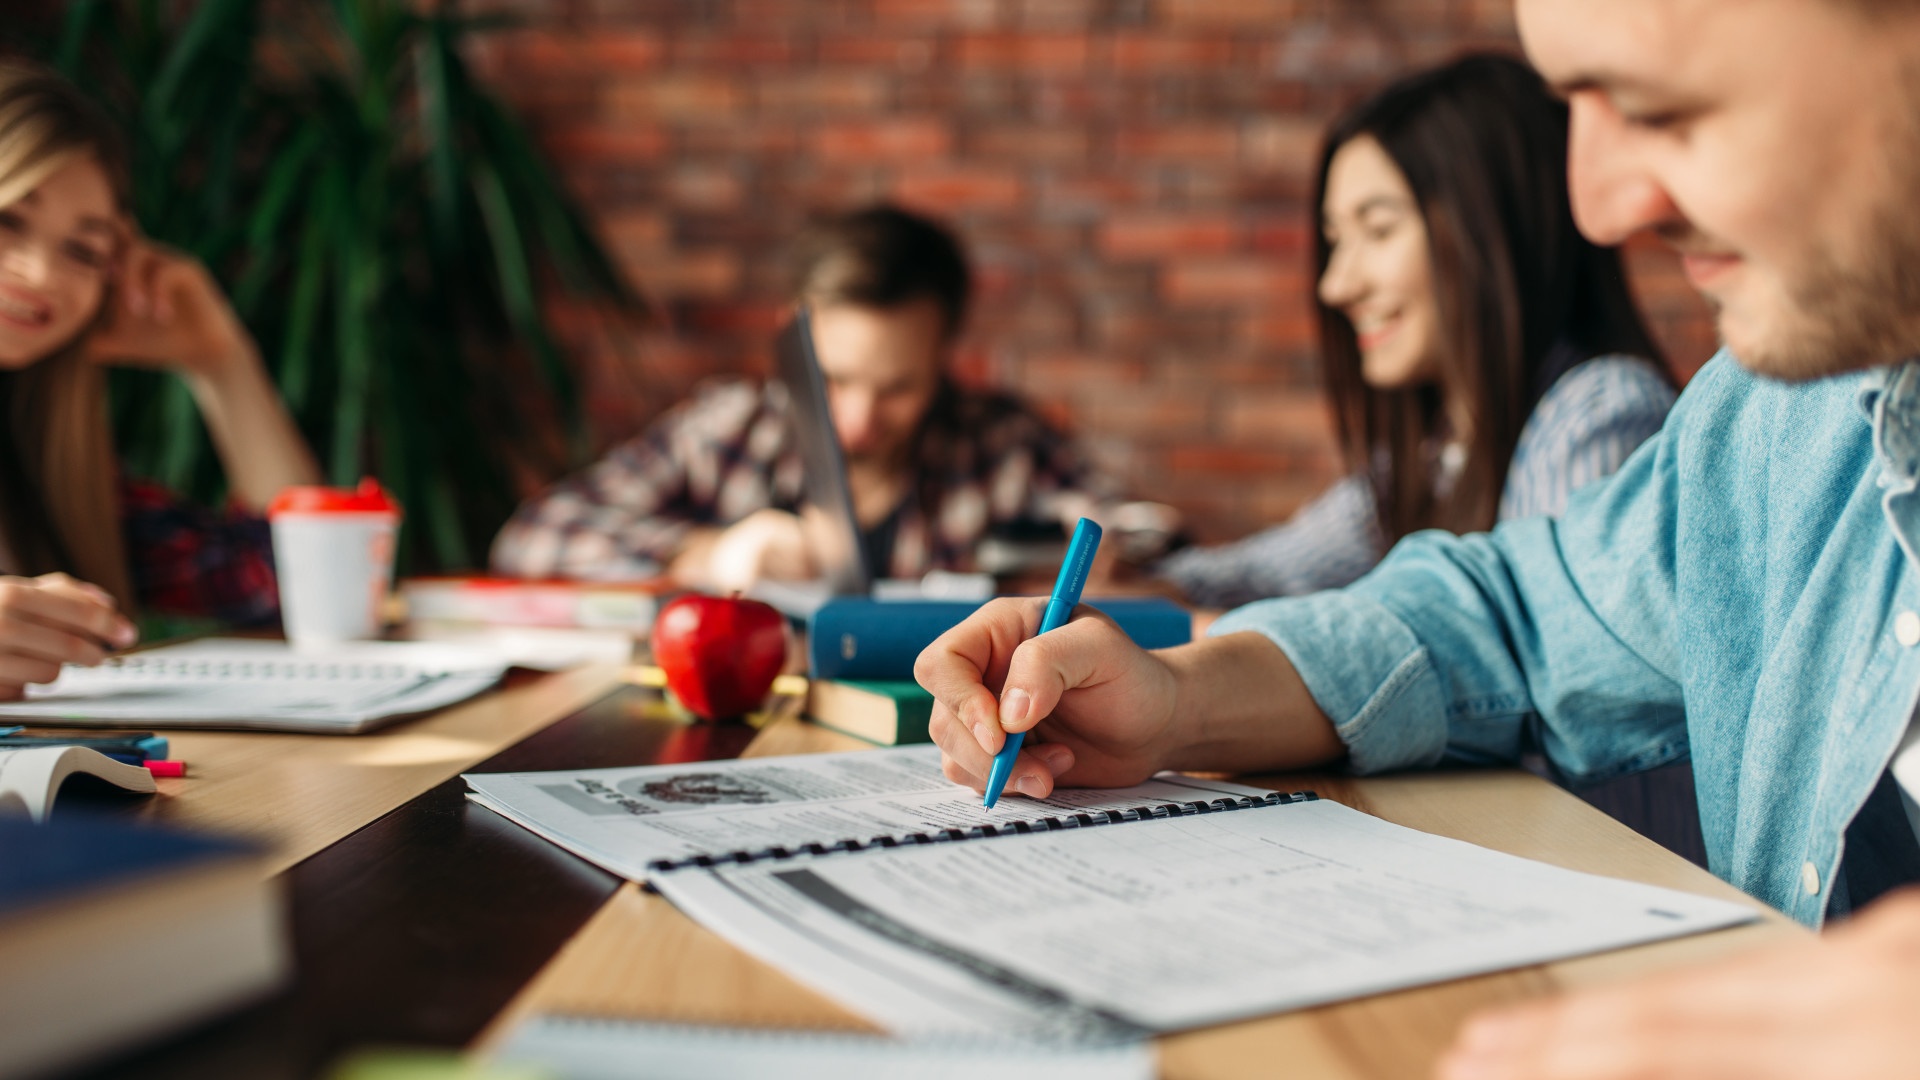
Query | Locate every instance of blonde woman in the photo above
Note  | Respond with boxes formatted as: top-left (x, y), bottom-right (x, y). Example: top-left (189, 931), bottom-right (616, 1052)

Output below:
top-left (0, 60), bottom-right (319, 698)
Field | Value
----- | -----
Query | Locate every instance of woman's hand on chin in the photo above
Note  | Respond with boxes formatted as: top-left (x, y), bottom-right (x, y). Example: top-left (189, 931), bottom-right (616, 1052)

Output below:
top-left (83, 236), bottom-right (259, 380)
top-left (81, 232), bottom-right (322, 509)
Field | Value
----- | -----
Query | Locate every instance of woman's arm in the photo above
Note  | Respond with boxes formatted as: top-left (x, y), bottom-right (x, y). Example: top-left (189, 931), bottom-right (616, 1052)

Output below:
top-left (1499, 356), bottom-right (1676, 522)
top-left (183, 350), bottom-right (320, 511)
top-left (1155, 474), bottom-right (1386, 608)
top-left (87, 240), bottom-right (320, 509)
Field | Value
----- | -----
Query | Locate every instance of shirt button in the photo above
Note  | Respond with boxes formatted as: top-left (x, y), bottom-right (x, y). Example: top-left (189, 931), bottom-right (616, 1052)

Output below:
top-left (1898, 611), bottom-right (1920, 647)
top-left (1802, 861), bottom-right (1821, 896)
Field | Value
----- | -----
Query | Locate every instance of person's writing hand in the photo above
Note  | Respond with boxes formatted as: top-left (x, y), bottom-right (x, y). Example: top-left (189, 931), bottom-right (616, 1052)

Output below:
top-left (0, 573), bottom-right (137, 701)
top-left (914, 596), bottom-right (1180, 799)
top-left (707, 508), bottom-right (816, 591)
top-left (1437, 888), bottom-right (1920, 1080)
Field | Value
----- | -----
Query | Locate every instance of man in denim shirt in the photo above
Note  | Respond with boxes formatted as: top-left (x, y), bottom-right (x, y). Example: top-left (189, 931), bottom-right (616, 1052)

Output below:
top-left (918, 0), bottom-right (1920, 1075)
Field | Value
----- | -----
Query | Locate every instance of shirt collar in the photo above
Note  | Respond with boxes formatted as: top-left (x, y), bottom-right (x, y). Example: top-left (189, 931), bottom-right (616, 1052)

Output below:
top-left (1864, 360), bottom-right (1920, 485)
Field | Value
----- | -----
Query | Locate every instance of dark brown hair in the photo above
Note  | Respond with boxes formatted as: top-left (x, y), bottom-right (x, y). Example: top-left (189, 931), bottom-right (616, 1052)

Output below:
top-left (0, 59), bottom-right (136, 607)
top-left (792, 204), bottom-right (972, 341)
top-left (1314, 53), bottom-right (1664, 542)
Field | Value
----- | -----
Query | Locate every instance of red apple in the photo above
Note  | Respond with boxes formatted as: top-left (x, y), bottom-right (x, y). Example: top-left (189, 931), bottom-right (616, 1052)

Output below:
top-left (652, 593), bottom-right (787, 721)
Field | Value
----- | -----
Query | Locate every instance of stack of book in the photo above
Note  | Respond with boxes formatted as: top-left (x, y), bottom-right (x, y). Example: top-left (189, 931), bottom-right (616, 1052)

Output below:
top-left (805, 679), bottom-right (935, 745)
top-left (0, 817), bottom-right (289, 1078)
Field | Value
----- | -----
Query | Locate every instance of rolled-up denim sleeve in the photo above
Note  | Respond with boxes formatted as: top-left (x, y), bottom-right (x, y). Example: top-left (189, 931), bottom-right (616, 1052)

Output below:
top-left (1212, 383), bottom-right (1691, 782)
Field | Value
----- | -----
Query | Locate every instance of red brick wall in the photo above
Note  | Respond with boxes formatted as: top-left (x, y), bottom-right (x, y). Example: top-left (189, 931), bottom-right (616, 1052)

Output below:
top-left (467, 1), bottom-right (1718, 545)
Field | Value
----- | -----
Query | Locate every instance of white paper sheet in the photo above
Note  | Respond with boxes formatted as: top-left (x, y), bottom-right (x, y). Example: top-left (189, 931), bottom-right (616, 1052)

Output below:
top-left (465, 744), bottom-right (1281, 881)
top-left (654, 798), bottom-right (1760, 1039)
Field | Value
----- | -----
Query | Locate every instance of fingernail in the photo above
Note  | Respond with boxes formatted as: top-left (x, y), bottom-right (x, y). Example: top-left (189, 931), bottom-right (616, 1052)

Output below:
top-left (1016, 774), bottom-right (1046, 797)
top-left (969, 717), bottom-right (995, 751)
top-left (111, 621), bottom-right (137, 647)
top-left (999, 688), bottom-right (1031, 729)
top-left (1037, 744), bottom-right (1073, 773)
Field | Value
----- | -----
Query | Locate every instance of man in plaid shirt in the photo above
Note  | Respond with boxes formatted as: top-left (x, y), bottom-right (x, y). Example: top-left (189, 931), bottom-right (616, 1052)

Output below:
top-left (492, 205), bottom-right (1126, 589)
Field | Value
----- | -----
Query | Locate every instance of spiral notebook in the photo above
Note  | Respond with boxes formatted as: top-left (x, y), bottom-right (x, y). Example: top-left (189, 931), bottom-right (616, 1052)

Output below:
top-left (641, 778), bottom-right (1761, 1041)
top-left (0, 639), bottom-right (508, 734)
top-left (465, 745), bottom-right (1289, 883)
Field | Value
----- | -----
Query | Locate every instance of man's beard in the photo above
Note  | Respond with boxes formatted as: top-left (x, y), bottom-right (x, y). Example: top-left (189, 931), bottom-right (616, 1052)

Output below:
top-left (1749, 207), bottom-right (1920, 380)
top-left (1742, 68), bottom-right (1920, 380)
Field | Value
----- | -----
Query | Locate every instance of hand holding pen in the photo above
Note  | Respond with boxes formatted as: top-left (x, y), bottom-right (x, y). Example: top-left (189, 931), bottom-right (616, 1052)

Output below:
top-left (914, 518), bottom-right (1188, 803)
top-left (981, 518), bottom-right (1101, 807)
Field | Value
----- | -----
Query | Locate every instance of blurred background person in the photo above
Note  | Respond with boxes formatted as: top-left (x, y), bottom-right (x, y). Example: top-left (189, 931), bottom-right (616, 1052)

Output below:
top-left (492, 204), bottom-right (1128, 591)
top-left (0, 60), bottom-right (321, 699)
top-left (1157, 54), bottom-right (1673, 610)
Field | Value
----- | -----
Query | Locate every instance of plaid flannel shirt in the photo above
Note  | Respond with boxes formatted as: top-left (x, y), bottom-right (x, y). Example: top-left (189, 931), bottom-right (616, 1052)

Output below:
top-left (122, 477), bottom-right (279, 624)
top-left (491, 378), bottom-right (1117, 580)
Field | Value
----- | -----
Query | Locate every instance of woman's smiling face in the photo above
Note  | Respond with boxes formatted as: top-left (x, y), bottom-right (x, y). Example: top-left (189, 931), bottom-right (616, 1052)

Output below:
top-left (1317, 134), bottom-right (1443, 391)
top-left (0, 154), bottom-right (119, 369)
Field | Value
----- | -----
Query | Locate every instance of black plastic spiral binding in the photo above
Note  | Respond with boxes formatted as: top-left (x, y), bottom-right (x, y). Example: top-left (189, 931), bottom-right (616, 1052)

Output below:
top-left (644, 789), bottom-right (1319, 875)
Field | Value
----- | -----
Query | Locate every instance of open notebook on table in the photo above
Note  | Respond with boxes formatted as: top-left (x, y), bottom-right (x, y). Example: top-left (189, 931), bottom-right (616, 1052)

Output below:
top-left (476, 745), bottom-right (1758, 1037)
top-left (0, 639), bottom-right (508, 734)
top-left (650, 790), bottom-right (1758, 1041)
top-left (469, 745), bottom-right (1758, 1040)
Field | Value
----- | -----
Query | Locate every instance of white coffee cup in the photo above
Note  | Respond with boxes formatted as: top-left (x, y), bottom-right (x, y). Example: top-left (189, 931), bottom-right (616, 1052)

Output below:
top-left (268, 480), bottom-right (402, 648)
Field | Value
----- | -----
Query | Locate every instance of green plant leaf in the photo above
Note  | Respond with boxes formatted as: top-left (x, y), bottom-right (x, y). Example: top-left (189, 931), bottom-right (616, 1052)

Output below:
top-left (144, 0), bottom-right (250, 155)
top-left (233, 127), bottom-right (322, 317)
top-left (279, 166), bottom-right (341, 411)
top-left (52, 0), bottom-right (104, 76)
top-left (48, 0), bottom-right (630, 573)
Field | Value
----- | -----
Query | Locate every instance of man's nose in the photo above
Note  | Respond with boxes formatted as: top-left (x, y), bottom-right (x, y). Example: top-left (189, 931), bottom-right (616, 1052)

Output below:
top-left (1567, 93), bottom-right (1684, 246)
top-left (834, 392), bottom-right (877, 449)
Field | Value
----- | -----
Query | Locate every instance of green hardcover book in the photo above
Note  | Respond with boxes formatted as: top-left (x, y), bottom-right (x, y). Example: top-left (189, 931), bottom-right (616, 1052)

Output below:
top-left (806, 679), bottom-right (935, 746)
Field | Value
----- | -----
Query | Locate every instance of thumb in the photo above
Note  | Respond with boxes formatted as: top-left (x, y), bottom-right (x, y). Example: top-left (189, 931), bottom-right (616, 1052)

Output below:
top-left (998, 607), bottom-right (1128, 734)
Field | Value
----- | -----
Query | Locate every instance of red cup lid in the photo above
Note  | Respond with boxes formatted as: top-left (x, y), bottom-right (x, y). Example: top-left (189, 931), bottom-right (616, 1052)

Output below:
top-left (269, 478), bottom-right (401, 517)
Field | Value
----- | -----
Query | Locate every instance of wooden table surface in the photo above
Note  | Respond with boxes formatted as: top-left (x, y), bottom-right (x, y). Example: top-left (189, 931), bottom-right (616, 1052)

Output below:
top-left (57, 668), bottom-right (1802, 1080)
top-left (119, 661), bottom-right (628, 875)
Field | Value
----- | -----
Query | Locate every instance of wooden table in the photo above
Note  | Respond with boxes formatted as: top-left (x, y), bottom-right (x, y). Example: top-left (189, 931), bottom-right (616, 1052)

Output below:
top-left (123, 662), bottom-right (628, 875)
top-left (62, 672), bottom-right (1801, 1080)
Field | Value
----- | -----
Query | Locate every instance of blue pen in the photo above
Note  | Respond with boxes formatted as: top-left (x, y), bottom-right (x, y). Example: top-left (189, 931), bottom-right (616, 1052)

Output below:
top-left (983, 517), bottom-right (1102, 809)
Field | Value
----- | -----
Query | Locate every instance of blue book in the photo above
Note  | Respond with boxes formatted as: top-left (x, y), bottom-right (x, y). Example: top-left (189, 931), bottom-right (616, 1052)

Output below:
top-left (0, 817), bottom-right (289, 1077)
top-left (0, 816), bottom-right (251, 909)
top-left (807, 596), bottom-right (1191, 679)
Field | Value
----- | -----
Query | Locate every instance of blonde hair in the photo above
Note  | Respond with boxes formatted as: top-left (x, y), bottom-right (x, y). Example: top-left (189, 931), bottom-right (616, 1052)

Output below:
top-left (0, 60), bottom-right (133, 609)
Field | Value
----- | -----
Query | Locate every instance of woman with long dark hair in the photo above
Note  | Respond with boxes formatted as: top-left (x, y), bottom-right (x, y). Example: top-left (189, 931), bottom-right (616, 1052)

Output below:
top-left (1160, 54), bottom-right (1674, 608)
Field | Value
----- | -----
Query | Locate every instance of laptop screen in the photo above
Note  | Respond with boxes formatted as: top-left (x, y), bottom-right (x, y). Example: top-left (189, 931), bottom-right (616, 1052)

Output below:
top-left (773, 308), bottom-right (871, 597)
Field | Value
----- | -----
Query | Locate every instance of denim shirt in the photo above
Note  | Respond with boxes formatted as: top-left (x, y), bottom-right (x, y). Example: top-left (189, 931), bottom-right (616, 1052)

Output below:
top-left (1214, 351), bottom-right (1920, 927)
